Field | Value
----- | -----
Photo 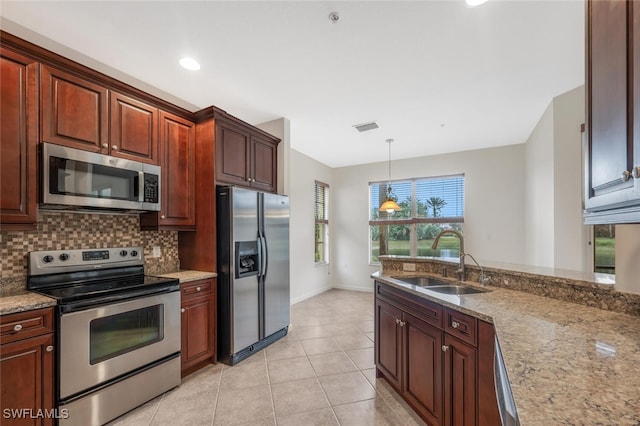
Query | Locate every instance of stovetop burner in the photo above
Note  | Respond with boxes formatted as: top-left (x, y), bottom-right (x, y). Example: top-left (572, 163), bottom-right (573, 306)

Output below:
top-left (27, 247), bottom-right (179, 312)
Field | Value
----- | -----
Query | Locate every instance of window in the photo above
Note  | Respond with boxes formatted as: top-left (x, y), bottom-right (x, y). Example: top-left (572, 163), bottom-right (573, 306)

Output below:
top-left (593, 224), bottom-right (615, 274)
top-left (315, 181), bottom-right (329, 263)
top-left (369, 175), bottom-right (464, 263)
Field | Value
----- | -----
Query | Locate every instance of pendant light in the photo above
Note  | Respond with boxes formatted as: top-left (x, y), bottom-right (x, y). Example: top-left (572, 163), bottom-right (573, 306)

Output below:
top-left (379, 139), bottom-right (402, 213)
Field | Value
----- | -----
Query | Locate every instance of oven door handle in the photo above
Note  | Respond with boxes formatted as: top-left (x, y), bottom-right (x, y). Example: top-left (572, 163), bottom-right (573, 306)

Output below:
top-left (59, 284), bottom-right (180, 314)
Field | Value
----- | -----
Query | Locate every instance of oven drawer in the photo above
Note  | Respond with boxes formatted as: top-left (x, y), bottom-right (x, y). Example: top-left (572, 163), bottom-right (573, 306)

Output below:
top-left (1, 308), bottom-right (54, 344)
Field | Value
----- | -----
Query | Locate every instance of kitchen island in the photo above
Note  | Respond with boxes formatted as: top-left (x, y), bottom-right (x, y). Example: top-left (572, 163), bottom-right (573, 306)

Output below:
top-left (373, 271), bottom-right (640, 424)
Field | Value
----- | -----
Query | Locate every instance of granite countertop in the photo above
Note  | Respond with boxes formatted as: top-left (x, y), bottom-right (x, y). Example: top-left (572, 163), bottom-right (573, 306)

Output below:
top-left (372, 271), bottom-right (640, 425)
top-left (157, 270), bottom-right (217, 283)
top-left (0, 287), bottom-right (57, 316)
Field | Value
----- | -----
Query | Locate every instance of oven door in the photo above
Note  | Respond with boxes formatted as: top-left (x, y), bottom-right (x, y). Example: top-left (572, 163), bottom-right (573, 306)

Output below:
top-left (59, 291), bottom-right (180, 400)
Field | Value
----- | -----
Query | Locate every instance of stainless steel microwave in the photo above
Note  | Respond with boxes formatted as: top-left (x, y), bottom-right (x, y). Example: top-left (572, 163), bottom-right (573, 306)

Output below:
top-left (41, 143), bottom-right (161, 212)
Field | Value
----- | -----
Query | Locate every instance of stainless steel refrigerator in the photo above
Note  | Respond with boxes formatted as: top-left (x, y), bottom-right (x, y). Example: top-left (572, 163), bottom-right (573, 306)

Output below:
top-left (216, 186), bottom-right (290, 365)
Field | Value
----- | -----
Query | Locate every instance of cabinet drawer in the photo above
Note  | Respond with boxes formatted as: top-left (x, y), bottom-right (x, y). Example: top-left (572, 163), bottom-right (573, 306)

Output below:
top-left (0, 308), bottom-right (55, 344)
top-left (181, 279), bottom-right (214, 299)
top-left (444, 309), bottom-right (477, 346)
top-left (376, 281), bottom-right (443, 328)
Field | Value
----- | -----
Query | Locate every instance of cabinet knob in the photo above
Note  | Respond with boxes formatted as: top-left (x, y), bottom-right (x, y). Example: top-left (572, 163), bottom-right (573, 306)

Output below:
top-left (196, 286), bottom-right (201, 292)
top-left (442, 345), bottom-right (449, 352)
top-left (247, 178), bottom-right (252, 182)
top-left (181, 308), bottom-right (186, 313)
top-left (46, 345), bottom-right (54, 352)
top-left (111, 145), bottom-right (119, 151)
top-left (102, 143), bottom-right (109, 148)
top-left (13, 324), bottom-right (22, 332)
top-left (633, 167), bottom-right (640, 179)
top-left (451, 321), bottom-right (460, 329)
top-left (622, 170), bottom-right (632, 182)
top-left (395, 318), bottom-right (401, 324)
top-left (400, 320), bottom-right (406, 327)
top-left (161, 215), bottom-right (166, 219)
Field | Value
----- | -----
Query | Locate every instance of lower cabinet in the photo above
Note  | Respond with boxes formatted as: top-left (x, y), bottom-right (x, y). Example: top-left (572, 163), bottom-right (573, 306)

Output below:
top-left (0, 308), bottom-right (55, 426)
top-left (180, 278), bottom-right (216, 376)
top-left (375, 280), bottom-right (499, 426)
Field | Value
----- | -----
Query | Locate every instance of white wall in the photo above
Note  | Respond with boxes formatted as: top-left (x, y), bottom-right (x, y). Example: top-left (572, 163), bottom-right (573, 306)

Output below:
top-left (331, 145), bottom-right (526, 292)
top-left (287, 149), bottom-right (334, 303)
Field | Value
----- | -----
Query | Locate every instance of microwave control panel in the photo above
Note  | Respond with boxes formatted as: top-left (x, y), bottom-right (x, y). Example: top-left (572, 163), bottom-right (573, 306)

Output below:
top-left (143, 174), bottom-right (159, 203)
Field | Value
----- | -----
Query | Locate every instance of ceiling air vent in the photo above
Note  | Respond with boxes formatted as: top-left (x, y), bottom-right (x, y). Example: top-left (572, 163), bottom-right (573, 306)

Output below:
top-left (353, 121), bottom-right (380, 132)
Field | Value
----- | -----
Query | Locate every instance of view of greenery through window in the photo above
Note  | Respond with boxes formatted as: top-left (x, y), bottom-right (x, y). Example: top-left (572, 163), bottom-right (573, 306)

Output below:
top-left (594, 224), bottom-right (615, 274)
top-left (369, 176), bottom-right (464, 263)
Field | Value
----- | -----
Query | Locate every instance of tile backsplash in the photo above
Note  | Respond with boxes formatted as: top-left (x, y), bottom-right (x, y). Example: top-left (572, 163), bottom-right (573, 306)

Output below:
top-left (1, 212), bottom-right (179, 289)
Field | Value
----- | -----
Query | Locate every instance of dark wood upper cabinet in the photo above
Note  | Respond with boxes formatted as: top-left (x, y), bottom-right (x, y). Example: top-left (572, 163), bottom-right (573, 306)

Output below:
top-left (140, 111), bottom-right (195, 230)
top-left (585, 0), bottom-right (640, 223)
top-left (110, 91), bottom-right (159, 164)
top-left (41, 64), bottom-right (108, 153)
top-left (0, 48), bottom-right (39, 230)
top-left (215, 115), bottom-right (279, 193)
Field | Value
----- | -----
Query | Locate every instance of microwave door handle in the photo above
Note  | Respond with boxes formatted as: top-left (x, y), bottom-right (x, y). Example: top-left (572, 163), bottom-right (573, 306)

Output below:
top-left (138, 171), bottom-right (144, 201)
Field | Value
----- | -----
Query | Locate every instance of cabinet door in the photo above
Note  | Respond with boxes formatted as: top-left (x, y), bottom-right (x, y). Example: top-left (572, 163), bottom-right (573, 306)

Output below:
top-left (250, 134), bottom-right (277, 192)
top-left (0, 333), bottom-right (54, 426)
top-left (375, 298), bottom-right (402, 389)
top-left (0, 48), bottom-right (38, 229)
top-left (585, 0), bottom-right (635, 212)
top-left (41, 65), bottom-right (108, 152)
top-left (216, 121), bottom-right (250, 186)
top-left (403, 312), bottom-right (443, 426)
top-left (110, 92), bottom-right (159, 164)
top-left (443, 334), bottom-right (477, 426)
top-left (181, 295), bottom-right (215, 374)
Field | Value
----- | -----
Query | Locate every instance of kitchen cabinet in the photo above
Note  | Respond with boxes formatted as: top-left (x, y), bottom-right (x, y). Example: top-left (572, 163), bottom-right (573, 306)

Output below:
top-left (215, 115), bottom-right (279, 193)
top-left (0, 47), bottom-right (39, 230)
top-left (41, 65), bottom-right (159, 164)
top-left (0, 308), bottom-right (55, 426)
top-left (140, 111), bottom-right (196, 230)
top-left (584, 0), bottom-right (640, 223)
top-left (180, 278), bottom-right (216, 376)
top-left (375, 280), bottom-right (499, 426)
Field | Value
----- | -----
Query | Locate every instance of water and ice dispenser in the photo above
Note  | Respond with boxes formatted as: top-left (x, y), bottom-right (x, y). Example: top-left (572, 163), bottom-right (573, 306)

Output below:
top-left (235, 241), bottom-right (259, 278)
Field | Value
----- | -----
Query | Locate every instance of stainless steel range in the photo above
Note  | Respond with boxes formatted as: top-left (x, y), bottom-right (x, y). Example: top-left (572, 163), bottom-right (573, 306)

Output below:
top-left (27, 247), bottom-right (181, 426)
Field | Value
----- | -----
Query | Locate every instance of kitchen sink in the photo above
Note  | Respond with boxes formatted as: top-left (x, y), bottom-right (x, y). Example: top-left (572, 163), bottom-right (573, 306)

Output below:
top-left (426, 285), bottom-right (490, 295)
top-left (392, 276), bottom-right (490, 295)
top-left (392, 276), bottom-right (452, 287)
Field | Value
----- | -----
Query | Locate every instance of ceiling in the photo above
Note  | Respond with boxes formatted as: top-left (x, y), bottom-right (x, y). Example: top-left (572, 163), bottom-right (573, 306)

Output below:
top-left (0, 1), bottom-right (584, 168)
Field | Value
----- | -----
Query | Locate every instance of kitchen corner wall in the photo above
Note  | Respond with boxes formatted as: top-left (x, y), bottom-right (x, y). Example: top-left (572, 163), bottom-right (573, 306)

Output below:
top-left (0, 211), bottom-right (179, 289)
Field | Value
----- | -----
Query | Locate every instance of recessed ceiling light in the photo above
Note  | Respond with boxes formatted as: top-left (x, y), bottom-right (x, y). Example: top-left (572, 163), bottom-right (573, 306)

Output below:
top-left (466, 0), bottom-right (488, 6)
top-left (179, 57), bottom-right (200, 71)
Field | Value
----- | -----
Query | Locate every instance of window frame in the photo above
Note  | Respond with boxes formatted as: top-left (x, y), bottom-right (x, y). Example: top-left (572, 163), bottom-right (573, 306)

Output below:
top-left (368, 174), bottom-right (465, 264)
top-left (314, 180), bottom-right (329, 265)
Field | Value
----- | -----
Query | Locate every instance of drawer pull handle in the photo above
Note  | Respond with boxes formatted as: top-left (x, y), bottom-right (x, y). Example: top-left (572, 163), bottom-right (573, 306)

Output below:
top-left (451, 321), bottom-right (460, 329)
top-left (46, 345), bottom-right (54, 352)
top-left (442, 345), bottom-right (449, 352)
top-left (13, 324), bottom-right (23, 332)
top-left (196, 286), bottom-right (201, 292)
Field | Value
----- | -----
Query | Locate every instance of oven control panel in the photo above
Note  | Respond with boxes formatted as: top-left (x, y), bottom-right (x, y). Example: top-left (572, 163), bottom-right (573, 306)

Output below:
top-left (29, 247), bottom-right (144, 276)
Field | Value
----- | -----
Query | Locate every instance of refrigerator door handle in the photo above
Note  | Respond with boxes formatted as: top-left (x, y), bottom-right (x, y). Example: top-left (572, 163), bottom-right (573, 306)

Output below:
top-left (260, 235), bottom-right (269, 279)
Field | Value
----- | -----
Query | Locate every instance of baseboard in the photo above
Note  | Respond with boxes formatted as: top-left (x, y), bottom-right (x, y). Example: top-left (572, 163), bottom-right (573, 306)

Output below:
top-left (331, 284), bottom-right (374, 293)
top-left (290, 285), bottom-right (332, 305)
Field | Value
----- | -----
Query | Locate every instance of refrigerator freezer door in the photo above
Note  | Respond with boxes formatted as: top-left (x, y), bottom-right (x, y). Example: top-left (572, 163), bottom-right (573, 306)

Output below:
top-left (231, 188), bottom-right (260, 352)
top-left (262, 192), bottom-right (290, 337)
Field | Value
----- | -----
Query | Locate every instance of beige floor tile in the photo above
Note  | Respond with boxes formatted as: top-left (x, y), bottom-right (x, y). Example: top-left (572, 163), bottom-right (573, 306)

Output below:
top-left (346, 347), bottom-right (375, 370)
top-left (333, 332), bottom-right (375, 350)
top-left (300, 337), bottom-right (341, 356)
top-left (319, 371), bottom-right (376, 406)
top-left (365, 332), bottom-right (375, 342)
top-left (308, 351), bottom-right (358, 377)
top-left (332, 397), bottom-right (400, 426)
top-left (213, 384), bottom-right (273, 425)
top-left (151, 370), bottom-right (219, 425)
top-left (107, 395), bottom-right (162, 426)
top-left (271, 377), bottom-right (329, 416)
top-left (265, 339), bottom-right (306, 361)
top-left (220, 354), bottom-right (269, 390)
top-left (276, 408), bottom-right (339, 426)
top-left (295, 324), bottom-right (343, 340)
top-left (267, 356), bottom-right (316, 383)
top-left (355, 319), bottom-right (375, 333)
top-left (380, 387), bottom-right (428, 426)
top-left (361, 368), bottom-right (394, 398)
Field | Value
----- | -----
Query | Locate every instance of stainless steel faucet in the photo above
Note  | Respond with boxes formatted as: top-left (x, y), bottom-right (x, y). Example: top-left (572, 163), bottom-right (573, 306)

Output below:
top-left (431, 229), bottom-right (465, 281)
top-left (464, 253), bottom-right (491, 285)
